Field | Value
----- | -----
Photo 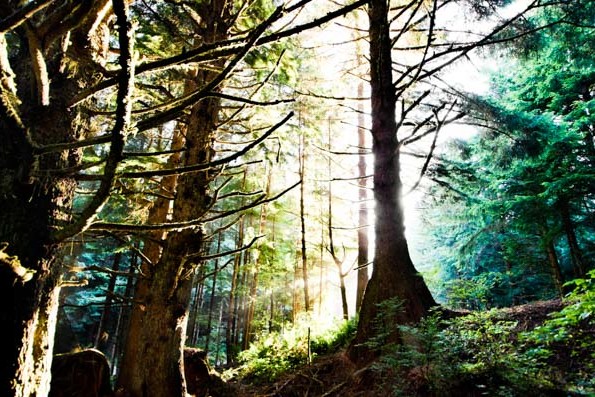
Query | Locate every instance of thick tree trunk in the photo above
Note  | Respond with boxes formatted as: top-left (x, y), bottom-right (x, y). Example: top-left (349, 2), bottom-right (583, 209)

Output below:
top-left (347, 0), bottom-right (436, 364)
top-left (117, 0), bottom-right (234, 393)
top-left (117, 65), bottom-right (223, 397)
top-left (0, 3), bottom-right (112, 395)
top-left (541, 226), bottom-right (564, 296)
top-left (117, 107), bottom-right (215, 395)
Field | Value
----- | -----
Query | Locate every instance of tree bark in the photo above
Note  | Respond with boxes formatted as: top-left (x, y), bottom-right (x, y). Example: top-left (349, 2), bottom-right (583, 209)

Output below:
top-left (541, 226), bottom-right (564, 296)
top-left (559, 199), bottom-right (586, 277)
top-left (0, 2), bottom-right (113, 395)
top-left (117, 98), bottom-right (216, 396)
top-left (356, 81), bottom-right (370, 312)
top-left (347, 0), bottom-right (436, 364)
top-left (299, 133), bottom-right (311, 312)
top-left (116, 0), bottom-right (231, 389)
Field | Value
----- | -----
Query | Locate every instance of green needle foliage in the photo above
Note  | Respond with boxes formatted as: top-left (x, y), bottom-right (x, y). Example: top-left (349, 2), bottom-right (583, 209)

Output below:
top-left (423, 1), bottom-right (595, 308)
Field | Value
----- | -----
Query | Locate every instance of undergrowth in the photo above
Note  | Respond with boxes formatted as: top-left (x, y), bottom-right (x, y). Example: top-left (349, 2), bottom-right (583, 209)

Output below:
top-left (232, 314), bottom-right (357, 384)
top-left (232, 271), bottom-right (595, 396)
top-left (367, 271), bottom-right (595, 396)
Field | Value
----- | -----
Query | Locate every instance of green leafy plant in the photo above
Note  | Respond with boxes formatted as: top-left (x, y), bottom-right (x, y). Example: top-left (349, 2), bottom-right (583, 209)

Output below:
top-left (521, 270), bottom-right (595, 394)
top-left (234, 316), bottom-right (357, 384)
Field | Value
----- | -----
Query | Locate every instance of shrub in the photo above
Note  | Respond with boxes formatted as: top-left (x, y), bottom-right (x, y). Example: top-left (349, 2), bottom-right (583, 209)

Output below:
top-left (235, 315), bottom-right (357, 384)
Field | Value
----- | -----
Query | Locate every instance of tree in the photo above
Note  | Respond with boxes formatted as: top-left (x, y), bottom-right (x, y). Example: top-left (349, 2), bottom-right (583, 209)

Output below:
top-left (0, 2), bottom-right (132, 394)
top-left (348, 0), bottom-right (437, 363)
top-left (421, 0), bottom-right (595, 308)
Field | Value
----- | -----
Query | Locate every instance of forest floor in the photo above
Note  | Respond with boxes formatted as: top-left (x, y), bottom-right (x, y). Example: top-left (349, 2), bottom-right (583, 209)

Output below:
top-left (231, 299), bottom-right (595, 397)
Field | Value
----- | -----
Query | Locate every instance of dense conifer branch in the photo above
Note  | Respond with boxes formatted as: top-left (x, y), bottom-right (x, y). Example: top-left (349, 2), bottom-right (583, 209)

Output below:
top-left (135, 6), bottom-right (284, 132)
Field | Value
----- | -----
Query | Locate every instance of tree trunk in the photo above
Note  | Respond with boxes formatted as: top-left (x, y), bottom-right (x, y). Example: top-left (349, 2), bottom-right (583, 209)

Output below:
top-left (242, 166), bottom-right (272, 349)
top-left (0, 3), bottom-right (113, 395)
top-left (299, 133), bottom-right (311, 312)
top-left (327, 130), bottom-right (349, 320)
top-left (226, 208), bottom-right (245, 365)
top-left (117, 48), bottom-right (226, 397)
top-left (94, 252), bottom-right (122, 352)
top-left (541, 227), bottom-right (564, 296)
top-left (347, 0), bottom-right (436, 364)
top-left (205, 232), bottom-right (223, 353)
top-left (356, 81), bottom-right (370, 312)
top-left (187, 266), bottom-right (205, 346)
top-left (111, 250), bottom-right (138, 377)
top-left (559, 200), bottom-right (586, 277)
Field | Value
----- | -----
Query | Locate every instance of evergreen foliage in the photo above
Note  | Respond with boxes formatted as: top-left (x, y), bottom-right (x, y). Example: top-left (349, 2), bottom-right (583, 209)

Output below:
top-left (423, 1), bottom-right (595, 308)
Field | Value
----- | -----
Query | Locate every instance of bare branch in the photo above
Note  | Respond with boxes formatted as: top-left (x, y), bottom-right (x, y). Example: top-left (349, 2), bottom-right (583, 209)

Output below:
top-left (51, 0), bottom-right (135, 242)
top-left (186, 235), bottom-right (263, 261)
top-left (116, 111), bottom-right (293, 179)
top-left (0, 0), bottom-right (55, 33)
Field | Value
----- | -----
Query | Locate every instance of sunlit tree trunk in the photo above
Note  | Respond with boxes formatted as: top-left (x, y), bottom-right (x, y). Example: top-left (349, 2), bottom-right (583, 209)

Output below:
top-left (299, 133), bottom-right (311, 311)
top-left (356, 81), bottom-right (370, 312)
top-left (348, 0), bottom-right (436, 364)
top-left (0, 2), bottom-right (113, 395)
top-left (243, 166), bottom-right (272, 349)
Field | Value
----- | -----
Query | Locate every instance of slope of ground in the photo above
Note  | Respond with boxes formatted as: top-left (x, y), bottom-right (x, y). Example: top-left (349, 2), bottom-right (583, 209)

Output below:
top-left (233, 299), bottom-right (594, 397)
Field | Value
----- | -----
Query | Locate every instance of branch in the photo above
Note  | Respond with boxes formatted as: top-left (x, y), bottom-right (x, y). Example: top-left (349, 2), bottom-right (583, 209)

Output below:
top-left (186, 235), bottom-right (263, 261)
top-left (405, 102), bottom-right (457, 195)
top-left (88, 181), bottom-right (300, 232)
top-left (116, 4), bottom-right (285, 132)
top-left (200, 180), bottom-right (300, 224)
top-left (0, 0), bottom-right (55, 33)
top-left (116, 112), bottom-right (293, 179)
top-left (24, 23), bottom-right (49, 105)
top-left (68, 0), bottom-right (369, 106)
top-left (51, 0), bottom-right (135, 242)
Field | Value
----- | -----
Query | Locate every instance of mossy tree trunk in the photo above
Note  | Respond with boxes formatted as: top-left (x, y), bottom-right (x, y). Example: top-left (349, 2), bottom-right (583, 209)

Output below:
top-left (0, 2), bottom-right (116, 395)
top-left (116, 1), bottom-right (232, 395)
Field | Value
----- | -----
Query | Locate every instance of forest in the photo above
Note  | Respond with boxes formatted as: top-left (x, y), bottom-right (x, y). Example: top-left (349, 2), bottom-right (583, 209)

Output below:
top-left (0, 0), bottom-right (594, 396)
